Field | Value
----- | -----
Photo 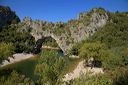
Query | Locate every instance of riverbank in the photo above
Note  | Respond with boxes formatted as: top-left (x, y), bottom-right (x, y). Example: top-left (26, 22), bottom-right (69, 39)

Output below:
top-left (63, 60), bottom-right (104, 82)
top-left (0, 53), bottom-right (34, 67)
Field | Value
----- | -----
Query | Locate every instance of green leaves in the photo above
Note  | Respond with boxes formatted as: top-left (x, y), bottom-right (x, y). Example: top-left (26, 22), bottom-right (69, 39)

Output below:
top-left (0, 42), bottom-right (15, 62)
top-left (72, 74), bottom-right (112, 85)
top-left (0, 6), bottom-right (20, 27)
top-left (79, 41), bottom-right (106, 61)
top-left (78, 12), bottom-right (128, 70)
top-left (35, 50), bottom-right (65, 84)
top-left (0, 24), bottom-right (35, 53)
top-left (0, 70), bottom-right (34, 85)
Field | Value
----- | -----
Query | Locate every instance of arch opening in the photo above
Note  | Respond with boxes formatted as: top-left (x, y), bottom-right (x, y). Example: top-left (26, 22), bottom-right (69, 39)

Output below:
top-left (32, 36), bottom-right (63, 54)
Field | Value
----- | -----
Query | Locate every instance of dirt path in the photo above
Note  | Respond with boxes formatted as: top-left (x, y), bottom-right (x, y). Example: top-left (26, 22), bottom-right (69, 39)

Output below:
top-left (0, 53), bottom-right (34, 67)
top-left (63, 60), bottom-right (104, 82)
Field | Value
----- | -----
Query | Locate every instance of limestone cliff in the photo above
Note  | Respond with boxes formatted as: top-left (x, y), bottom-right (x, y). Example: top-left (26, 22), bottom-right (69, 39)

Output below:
top-left (21, 8), bottom-right (108, 54)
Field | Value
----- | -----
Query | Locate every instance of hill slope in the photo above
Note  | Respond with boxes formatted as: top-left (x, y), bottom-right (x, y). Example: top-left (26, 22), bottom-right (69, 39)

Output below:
top-left (0, 6), bottom-right (20, 27)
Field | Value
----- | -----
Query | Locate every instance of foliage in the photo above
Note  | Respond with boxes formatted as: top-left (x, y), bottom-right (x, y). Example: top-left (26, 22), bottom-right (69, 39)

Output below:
top-left (35, 50), bottom-right (65, 85)
top-left (89, 12), bottom-right (128, 48)
top-left (0, 42), bottom-right (15, 62)
top-left (0, 6), bottom-right (128, 85)
top-left (68, 41), bottom-right (84, 55)
top-left (91, 7), bottom-right (106, 15)
top-left (42, 36), bottom-right (59, 47)
top-left (0, 24), bottom-right (35, 53)
top-left (66, 11), bottom-right (128, 85)
top-left (60, 58), bottom-right (82, 78)
top-left (69, 66), bottom-right (128, 85)
top-left (69, 44), bottom-right (79, 55)
top-left (71, 74), bottom-right (112, 85)
top-left (68, 12), bottom-right (128, 69)
top-left (79, 41), bottom-right (106, 60)
top-left (0, 6), bottom-right (20, 27)
top-left (85, 12), bottom-right (128, 69)
top-left (0, 69), bottom-right (34, 85)
top-left (111, 67), bottom-right (128, 85)
top-left (53, 22), bottom-right (66, 35)
top-left (1, 56), bottom-right (39, 82)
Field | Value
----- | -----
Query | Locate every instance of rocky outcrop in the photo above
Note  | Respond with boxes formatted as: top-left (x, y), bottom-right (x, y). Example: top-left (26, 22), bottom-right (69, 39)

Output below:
top-left (0, 6), bottom-right (20, 27)
top-left (21, 8), bottom-right (108, 54)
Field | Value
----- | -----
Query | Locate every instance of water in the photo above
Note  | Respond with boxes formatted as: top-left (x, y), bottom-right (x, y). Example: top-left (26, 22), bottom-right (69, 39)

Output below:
top-left (1, 56), bottom-right (39, 82)
top-left (0, 50), bottom-right (64, 82)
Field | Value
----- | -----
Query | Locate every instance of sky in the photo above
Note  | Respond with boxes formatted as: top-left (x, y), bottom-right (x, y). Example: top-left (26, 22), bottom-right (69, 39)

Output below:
top-left (0, 0), bottom-right (128, 22)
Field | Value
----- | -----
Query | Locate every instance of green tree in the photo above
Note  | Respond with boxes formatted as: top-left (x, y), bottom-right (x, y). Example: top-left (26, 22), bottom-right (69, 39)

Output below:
top-left (79, 41), bottom-right (106, 61)
top-left (0, 70), bottom-right (34, 85)
top-left (35, 50), bottom-right (65, 85)
top-left (72, 74), bottom-right (112, 85)
top-left (112, 67), bottom-right (128, 85)
top-left (0, 42), bottom-right (15, 62)
top-left (0, 24), bottom-right (35, 53)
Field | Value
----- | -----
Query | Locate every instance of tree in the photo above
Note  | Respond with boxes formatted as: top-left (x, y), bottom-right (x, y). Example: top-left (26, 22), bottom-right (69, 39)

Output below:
top-left (0, 70), bottom-right (34, 85)
top-left (0, 42), bottom-right (15, 62)
top-left (72, 74), bottom-right (112, 85)
top-left (35, 50), bottom-right (65, 85)
top-left (112, 67), bottom-right (128, 85)
top-left (79, 41), bottom-right (106, 61)
top-left (0, 24), bottom-right (35, 53)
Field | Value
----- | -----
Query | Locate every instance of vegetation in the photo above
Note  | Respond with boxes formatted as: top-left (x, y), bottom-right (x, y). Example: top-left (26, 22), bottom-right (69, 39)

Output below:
top-left (60, 58), bottom-right (82, 76)
top-left (86, 12), bottom-right (128, 69)
top-left (69, 11), bottom-right (128, 68)
top-left (0, 6), bottom-right (36, 84)
top-left (0, 69), bottom-right (34, 85)
top-left (79, 41), bottom-right (106, 60)
top-left (71, 74), bottom-right (112, 85)
top-left (69, 66), bottom-right (128, 85)
top-left (0, 42), bottom-right (15, 63)
top-left (111, 66), bottom-right (128, 85)
top-left (42, 36), bottom-right (59, 47)
top-left (0, 24), bottom-right (35, 53)
top-left (0, 6), bottom-right (128, 85)
top-left (1, 56), bottom-right (39, 82)
top-left (35, 50), bottom-right (65, 85)
top-left (68, 11), bottom-right (128, 84)
top-left (0, 6), bottom-right (20, 27)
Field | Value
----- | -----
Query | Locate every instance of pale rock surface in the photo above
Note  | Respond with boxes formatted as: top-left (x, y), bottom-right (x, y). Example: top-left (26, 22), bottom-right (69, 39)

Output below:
top-left (63, 60), bottom-right (104, 82)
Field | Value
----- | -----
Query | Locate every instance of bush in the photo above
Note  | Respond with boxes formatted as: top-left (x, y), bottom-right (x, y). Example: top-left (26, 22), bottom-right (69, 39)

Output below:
top-left (0, 42), bottom-right (15, 62)
top-left (35, 50), bottom-right (65, 85)
top-left (71, 73), bottom-right (112, 85)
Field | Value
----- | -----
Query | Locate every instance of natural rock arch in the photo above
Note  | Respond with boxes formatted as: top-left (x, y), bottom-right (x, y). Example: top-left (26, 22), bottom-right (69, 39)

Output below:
top-left (32, 36), bottom-right (60, 54)
top-left (22, 11), bottom-right (108, 54)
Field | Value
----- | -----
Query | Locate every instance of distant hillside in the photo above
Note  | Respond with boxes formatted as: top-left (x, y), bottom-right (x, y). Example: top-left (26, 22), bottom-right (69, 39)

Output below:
top-left (0, 5), bottom-right (20, 27)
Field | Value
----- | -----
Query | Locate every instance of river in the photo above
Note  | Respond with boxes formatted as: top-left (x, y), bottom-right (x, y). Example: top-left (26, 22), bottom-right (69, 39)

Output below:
top-left (0, 56), bottom-right (39, 82)
top-left (0, 50), bottom-right (64, 82)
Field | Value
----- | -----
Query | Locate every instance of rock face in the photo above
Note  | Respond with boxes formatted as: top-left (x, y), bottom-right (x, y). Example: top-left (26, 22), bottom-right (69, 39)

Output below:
top-left (0, 6), bottom-right (20, 27)
top-left (22, 8), bottom-right (108, 54)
